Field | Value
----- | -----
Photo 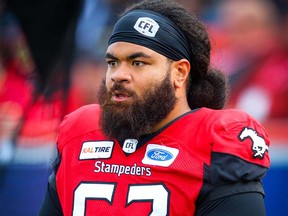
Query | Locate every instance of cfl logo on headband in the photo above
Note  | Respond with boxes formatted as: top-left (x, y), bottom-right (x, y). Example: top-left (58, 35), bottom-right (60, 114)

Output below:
top-left (134, 17), bottom-right (159, 37)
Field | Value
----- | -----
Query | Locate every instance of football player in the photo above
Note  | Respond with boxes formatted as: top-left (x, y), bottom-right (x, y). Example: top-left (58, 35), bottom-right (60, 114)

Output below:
top-left (38, 0), bottom-right (270, 215)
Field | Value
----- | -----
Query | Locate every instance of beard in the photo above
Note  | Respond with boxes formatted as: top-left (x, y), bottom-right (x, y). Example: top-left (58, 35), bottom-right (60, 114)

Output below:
top-left (97, 71), bottom-right (177, 141)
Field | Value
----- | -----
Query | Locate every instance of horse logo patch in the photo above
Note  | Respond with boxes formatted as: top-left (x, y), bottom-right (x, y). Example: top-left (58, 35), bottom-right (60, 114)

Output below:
top-left (239, 127), bottom-right (269, 159)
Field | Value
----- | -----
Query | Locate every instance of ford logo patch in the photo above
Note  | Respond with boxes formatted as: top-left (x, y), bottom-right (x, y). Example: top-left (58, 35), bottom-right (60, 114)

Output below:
top-left (147, 149), bottom-right (173, 161)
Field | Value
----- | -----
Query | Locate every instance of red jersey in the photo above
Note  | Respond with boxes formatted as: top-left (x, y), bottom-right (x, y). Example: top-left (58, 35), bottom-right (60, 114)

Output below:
top-left (55, 104), bottom-right (270, 215)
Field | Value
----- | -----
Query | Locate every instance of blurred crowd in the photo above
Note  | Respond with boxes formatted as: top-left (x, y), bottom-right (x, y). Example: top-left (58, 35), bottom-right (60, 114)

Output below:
top-left (0, 0), bottom-right (287, 214)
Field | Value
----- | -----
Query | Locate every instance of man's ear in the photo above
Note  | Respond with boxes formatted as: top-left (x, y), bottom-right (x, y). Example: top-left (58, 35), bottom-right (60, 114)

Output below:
top-left (172, 59), bottom-right (190, 89)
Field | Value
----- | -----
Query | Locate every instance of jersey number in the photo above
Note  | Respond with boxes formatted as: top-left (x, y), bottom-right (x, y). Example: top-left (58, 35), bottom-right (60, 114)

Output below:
top-left (72, 182), bottom-right (169, 216)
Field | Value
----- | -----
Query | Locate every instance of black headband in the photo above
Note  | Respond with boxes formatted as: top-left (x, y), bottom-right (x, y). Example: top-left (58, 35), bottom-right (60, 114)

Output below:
top-left (108, 9), bottom-right (191, 62)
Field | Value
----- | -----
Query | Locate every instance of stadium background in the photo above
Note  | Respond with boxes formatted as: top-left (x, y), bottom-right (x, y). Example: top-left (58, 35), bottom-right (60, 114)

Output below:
top-left (0, 0), bottom-right (287, 215)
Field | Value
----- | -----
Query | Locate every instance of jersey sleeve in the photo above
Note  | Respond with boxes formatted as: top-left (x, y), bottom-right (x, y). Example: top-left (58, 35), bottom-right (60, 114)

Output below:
top-left (196, 109), bottom-right (270, 206)
top-left (211, 109), bottom-right (270, 167)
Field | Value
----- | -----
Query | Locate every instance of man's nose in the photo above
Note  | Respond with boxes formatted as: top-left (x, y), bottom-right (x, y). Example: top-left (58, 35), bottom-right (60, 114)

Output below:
top-left (111, 64), bottom-right (132, 83)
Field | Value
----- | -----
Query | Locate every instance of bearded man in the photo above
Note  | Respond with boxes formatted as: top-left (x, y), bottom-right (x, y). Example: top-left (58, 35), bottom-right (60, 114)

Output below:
top-left (39, 0), bottom-right (270, 215)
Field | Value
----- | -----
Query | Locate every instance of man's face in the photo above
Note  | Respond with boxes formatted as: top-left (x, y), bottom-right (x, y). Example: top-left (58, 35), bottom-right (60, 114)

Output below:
top-left (98, 42), bottom-right (177, 141)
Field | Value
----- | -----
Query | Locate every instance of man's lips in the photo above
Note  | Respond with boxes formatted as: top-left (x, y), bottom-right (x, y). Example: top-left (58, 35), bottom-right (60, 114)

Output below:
top-left (111, 91), bottom-right (131, 102)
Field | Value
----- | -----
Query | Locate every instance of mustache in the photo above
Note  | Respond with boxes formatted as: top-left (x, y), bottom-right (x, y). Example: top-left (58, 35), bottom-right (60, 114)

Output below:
top-left (110, 82), bottom-right (135, 96)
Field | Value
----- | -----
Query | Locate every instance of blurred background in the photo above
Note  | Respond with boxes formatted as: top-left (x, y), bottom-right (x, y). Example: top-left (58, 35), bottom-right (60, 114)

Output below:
top-left (0, 0), bottom-right (287, 215)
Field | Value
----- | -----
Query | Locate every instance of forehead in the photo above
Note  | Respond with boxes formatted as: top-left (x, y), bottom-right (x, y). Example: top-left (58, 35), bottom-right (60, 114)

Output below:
top-left (106, 42), bottom-right (166, 59)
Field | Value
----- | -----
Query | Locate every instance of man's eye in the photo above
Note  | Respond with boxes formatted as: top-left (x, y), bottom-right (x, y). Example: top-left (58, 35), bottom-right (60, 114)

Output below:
top-left (133, 61), bottom-right (145, 67)
top-left (107, 60), bottom-right (118, 67)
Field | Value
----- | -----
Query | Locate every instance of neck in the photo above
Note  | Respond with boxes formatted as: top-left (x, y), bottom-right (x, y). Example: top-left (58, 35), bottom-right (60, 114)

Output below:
top-left (151, 100), bottom-right (191, 132)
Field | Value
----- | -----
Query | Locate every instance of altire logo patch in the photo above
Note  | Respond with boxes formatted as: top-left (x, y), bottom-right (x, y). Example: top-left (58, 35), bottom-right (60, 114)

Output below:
top-left (142, 144), bottom-right (179, 167)
top-left (134, 17), bottom-right (159, 37)
top-left (79, 141), bottom-right (113, 160)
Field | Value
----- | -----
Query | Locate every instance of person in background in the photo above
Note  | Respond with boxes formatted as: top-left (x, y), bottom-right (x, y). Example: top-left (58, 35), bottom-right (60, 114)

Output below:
top-left (38, 0), bottom-right (270, 215)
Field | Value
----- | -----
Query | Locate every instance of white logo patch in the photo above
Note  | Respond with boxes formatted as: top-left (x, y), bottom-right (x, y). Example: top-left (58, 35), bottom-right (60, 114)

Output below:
top-left (79, 141), bottom-right (113, 160)
top-left (122, 139), bottom-right (138, 154)
top-left (134, 17), bottom-right (159, 37)
top-left (142, 144), bottom-right (179, 167)
top-left (239, 127), bottom-right (269, 159)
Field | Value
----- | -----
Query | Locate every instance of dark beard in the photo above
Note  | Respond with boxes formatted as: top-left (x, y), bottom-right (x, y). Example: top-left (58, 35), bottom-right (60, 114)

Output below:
top-left (97, 72), bottom-right (176, 141)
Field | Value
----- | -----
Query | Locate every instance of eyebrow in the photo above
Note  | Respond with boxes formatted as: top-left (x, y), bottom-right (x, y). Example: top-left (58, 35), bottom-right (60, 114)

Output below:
top-left (105, 52), bottom-right (152, 61)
